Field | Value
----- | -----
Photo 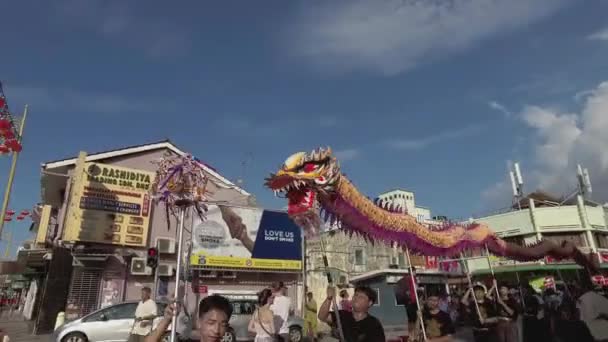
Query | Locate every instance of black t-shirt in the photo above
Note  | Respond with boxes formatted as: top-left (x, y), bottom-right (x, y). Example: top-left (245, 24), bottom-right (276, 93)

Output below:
top-left (555, 319), bottom-right (595, 342)
top-left (422, 310), bottom-right (455, 338)
top-left (330, 310), bottom-right (386, 342)
top-left (497, 297), bottom-right (519, 319)
top-left (467, 300), bottom-right (498, 328)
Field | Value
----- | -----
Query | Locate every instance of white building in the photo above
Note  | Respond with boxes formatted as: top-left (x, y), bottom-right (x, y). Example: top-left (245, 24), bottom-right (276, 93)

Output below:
top-left (465, 191), bottom-right (608, 274)
top-left (377, 189), bottom-right (433, 224)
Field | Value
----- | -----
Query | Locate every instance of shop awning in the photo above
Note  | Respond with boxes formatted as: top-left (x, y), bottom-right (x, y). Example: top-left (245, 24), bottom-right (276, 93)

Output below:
top-left (72, 253), bottom-right (111, 268)
top-left (471, 263), bottom-right (592, 275)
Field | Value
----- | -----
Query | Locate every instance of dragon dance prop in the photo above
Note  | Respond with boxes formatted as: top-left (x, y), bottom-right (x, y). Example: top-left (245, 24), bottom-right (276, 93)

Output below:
top-left (265, 147), bottom-right (599, 272)
top-left (0, 82), bottom-right (23, 154)
top-left (151, 153), bottom-right (210, 226)
top-left (150, 153), bottom-right (210, 342)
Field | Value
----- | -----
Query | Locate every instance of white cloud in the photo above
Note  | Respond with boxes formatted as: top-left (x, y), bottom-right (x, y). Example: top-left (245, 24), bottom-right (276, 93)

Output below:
top-left (388, 124), bottom-right (484, 150)
top-left (482, 81), bottom-right (608, 207)
top-left (588, 27), bottom-right (608, 41)
top-left (288, 0), bottom-right (567, 75)
top-left (52, 0), bottom-right (190, 57)
top-left (5, 85), bottom-right (168, 114)
top-left (488, 101), bottom-right (512, 117)
top-left (335, 148), bottom-right (360, 161)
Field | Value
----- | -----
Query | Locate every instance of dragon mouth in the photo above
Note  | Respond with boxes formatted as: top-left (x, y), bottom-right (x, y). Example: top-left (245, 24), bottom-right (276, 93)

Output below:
top-left (265, 175), bottom-right (317, 216)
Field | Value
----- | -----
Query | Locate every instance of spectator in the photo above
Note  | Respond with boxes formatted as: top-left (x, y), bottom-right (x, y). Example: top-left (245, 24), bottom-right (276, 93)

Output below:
top-left (304, 292), bottom-right (318, 341)
top-left (248, 289), bottom-right (275, 342)
top-left (577, 277), bottom-right (608, 342)
top-left (270, 282), bottom-right (291, 341)
top-left (129, 287), bottom-right (157, 342)
top-left (552, 302), bottom-right (594, 342)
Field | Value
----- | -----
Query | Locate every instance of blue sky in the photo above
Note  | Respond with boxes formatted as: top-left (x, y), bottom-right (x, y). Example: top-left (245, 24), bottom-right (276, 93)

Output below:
top-left (2, 0), bottom-right (608, 256)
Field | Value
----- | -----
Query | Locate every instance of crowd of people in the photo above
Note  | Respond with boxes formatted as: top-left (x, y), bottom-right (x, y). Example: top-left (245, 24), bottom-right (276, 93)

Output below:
top-left (134, 274), bottom-right (608, 342)
top-left (406, 276), bottom-right (608, 342)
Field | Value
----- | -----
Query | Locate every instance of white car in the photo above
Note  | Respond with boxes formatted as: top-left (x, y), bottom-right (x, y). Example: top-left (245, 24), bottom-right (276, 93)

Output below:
top-left (52, 301), bottom-right (185, 342)
top-left (221, 298), bottom-right (304, 342)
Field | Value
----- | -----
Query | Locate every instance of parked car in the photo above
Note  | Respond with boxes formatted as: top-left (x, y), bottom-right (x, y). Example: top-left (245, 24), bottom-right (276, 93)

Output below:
top-left (52, 301), bottom-right (184, 342)
top-left (220, 298), bottom-right (304, 342)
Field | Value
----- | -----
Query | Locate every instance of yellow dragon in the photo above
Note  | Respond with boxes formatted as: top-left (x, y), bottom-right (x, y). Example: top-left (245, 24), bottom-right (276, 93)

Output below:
top-left (265, 147), bottom-right (598, 271)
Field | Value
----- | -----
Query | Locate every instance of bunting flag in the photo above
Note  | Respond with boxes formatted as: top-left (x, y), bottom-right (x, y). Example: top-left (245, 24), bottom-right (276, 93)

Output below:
top-left (3, 208), bottom-right (32, 222)
top-left (0, 82), bottom-right (23, 154)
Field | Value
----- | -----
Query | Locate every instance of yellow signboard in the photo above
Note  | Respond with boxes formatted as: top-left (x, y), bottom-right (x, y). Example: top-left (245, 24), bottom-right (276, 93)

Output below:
top-left (189, 254), bottom-right (302, 270)
top-left (63, 161), bottom-right (154, 247)
top-left (189, 205), bottom-right (303, 271)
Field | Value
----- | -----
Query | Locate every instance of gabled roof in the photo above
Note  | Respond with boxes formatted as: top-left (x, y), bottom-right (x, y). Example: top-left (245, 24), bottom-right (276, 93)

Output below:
top-left (41, 139), bottom-right (250, 196)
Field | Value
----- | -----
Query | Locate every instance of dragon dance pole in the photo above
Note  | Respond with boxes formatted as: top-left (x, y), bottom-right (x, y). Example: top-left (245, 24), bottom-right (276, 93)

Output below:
top-left (318, 232), bottom-right (345, 342)
top-left (404, 247), bottom-right (427, 341)
top-left (460, 253), bottom-right (483, 322)
top-left (514, 261), bottom-right (526, 311)
top-left (484, 244), bottom-right (501, 299)
top-left (170, 201), bottom-right (188, 342)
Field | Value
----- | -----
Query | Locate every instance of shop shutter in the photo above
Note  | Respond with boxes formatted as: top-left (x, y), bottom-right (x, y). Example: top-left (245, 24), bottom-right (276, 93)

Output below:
top-left (66, 268), bottom-right (102, 318)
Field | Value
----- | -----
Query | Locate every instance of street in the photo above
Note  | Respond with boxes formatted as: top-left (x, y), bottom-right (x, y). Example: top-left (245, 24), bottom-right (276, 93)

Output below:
top-left (0, 320), bottom-right (49, 342)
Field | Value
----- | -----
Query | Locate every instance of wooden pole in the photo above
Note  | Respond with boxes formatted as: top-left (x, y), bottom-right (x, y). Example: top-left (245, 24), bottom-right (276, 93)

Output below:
top-left (405, 247), bottom-right (427, 341)
top-left (0, 105), bottom-right (27, 240)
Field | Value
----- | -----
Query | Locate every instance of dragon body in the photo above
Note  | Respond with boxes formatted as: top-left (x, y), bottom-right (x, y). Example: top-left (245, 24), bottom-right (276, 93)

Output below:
top-left (265, 147), bottom-right (599, 271)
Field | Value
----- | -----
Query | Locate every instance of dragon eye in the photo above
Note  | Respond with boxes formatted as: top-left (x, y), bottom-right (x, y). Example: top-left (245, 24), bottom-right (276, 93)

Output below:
top-left (303, 163), bottom-right (318, 173)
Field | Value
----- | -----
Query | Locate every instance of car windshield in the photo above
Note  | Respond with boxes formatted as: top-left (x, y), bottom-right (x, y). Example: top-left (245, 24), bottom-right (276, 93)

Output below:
top-left (230, 300), bottom-right (256, 315)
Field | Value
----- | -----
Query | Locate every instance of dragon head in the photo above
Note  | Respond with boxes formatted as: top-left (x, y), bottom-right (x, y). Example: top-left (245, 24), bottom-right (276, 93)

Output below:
top-left (264, 147), bottom-right (341, 231)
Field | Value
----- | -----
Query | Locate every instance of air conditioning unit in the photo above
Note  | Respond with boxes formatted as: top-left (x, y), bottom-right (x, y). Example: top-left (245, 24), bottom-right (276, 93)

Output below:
top-left (156, 237), bottom-right (176, 254)
top-left (220, 271), bottom-right (237, 279)
top-left (157, 263), bottom-right (175, 277)
top-left (130, 257), bottom-right (152, 275)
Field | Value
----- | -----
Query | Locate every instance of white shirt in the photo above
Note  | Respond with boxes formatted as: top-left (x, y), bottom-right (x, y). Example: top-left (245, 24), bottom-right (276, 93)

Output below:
top-left (132, 299), bottom-right (158, 336)
top-left (577, 291), bottom-right (608, 341)
top-left (270, 295), bottom-right (291, 334)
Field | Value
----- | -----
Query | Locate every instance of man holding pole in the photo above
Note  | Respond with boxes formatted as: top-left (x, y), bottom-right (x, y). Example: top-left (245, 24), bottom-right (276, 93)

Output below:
top-left (318, 285), bottom-right (385, 342)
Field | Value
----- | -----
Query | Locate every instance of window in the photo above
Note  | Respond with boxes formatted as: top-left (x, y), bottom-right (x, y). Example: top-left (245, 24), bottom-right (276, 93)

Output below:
top-left (84, 303), bottom-right (137, 322)
top-left (373, 288), bottom-right (380, 306)
top-left (596, 233), bottom-right (608, 249)
top-left (398, 254), bottom-right (406, 267)
top-left (105, 302), bottom-right (138, 320)
top-left (391, 256), bottom-right (398, 265)
top-left (354, 249), bottom-right (365, 265)
top-left (231, 300), bottom-right (256, 315)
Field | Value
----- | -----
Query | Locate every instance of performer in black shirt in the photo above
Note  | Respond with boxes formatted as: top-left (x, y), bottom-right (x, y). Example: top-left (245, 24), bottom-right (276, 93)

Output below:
top-left (318, 286), bottom-right (386, 342)
top-left (462, 283), bottom-right (499, 342)
top-left (422, 293), bottom-right (456, 342)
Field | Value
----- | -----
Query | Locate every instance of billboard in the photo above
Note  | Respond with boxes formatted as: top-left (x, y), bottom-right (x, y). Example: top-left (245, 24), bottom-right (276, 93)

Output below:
top-left (190, 205), bottom-right (302, 270)
top-left (63, 162), bottom-right (154, 246)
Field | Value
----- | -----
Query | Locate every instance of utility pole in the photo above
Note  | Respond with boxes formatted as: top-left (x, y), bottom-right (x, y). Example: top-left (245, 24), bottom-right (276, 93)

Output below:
top-left (0, 105), bottom-right (27, 240)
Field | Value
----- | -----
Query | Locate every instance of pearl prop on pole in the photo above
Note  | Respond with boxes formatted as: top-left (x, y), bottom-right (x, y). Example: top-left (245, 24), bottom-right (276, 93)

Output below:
top-left (0, 82), bottom-right (23, 154)
top-left (150, 153), bottom-right (211, 342)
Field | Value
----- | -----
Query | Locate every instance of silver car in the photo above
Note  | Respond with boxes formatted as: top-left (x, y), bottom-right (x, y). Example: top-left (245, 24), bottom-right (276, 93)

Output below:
top-left (52, 301), bottom-right (179, 342)
top-left (221, 298), bottom-right (304, 342)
